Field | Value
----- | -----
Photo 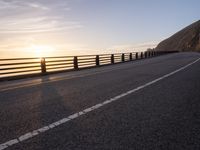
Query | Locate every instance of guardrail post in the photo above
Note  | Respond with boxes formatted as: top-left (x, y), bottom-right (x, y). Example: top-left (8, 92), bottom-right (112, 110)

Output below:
top-left (41, 58), bottom-right (46, 74)
top-left (129, 53), bottom-right (132, 61)
top-left (141, 52), bottom-right (143, 59)
top-left (74, 56), bottom-right (78, 69)
top-left (121, 53), bottom-right (125, 62)
top-left (96, 55), bottom-right (100, 66)
top-left (111, 54), bottom-right (114, 64)
top-left (136, 52), bottom-right (138, 59)
top-left (145, 52), bottom-right (147, 58)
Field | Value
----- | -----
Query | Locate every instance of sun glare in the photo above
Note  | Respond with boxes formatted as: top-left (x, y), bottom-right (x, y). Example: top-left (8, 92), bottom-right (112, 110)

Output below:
top-left (30, 45), bottom-right (55, 57)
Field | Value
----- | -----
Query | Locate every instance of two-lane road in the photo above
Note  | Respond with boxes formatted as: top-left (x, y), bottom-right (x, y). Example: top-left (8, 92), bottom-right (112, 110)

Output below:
top-left (0, 52), bottom-right (200, 150)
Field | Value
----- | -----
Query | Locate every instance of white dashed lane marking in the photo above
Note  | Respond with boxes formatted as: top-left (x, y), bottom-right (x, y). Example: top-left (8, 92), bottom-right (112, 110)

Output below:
top-left (0, 58), bottom-right (199, 150)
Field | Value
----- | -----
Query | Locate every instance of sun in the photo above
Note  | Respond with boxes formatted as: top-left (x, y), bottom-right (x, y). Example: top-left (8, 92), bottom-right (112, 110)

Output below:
top-left (30, 45), bottom-right (55, 57)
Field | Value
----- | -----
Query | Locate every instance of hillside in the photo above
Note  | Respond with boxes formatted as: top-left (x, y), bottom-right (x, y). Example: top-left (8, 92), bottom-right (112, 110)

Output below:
top-left (155, 20), bottom-right (200, 52)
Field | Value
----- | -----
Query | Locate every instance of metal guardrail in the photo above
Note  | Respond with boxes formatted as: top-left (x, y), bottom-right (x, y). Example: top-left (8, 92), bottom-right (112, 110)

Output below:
top-left (0, 51), bottom-right (178, 81)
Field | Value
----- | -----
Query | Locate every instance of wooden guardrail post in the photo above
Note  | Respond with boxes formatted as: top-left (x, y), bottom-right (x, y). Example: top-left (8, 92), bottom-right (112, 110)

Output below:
top-left (111, 54), bottom-right (114, 64)
top-left (41, 58), bottom-right (46, 74)
top-left (74, 56), bottom-right (78, 69)
top-left (96, 55), bottom-right (100, 66)
top-left (121, 53), bottom-right (125, 62)
top-left (135, 52), bottom-right (138, 59)
top-left (129, 53), bottom-right (132, 61)
top-left (145, 52), bottom-right (147, 58)
top-left (141, 52), bottom-right (143, 59)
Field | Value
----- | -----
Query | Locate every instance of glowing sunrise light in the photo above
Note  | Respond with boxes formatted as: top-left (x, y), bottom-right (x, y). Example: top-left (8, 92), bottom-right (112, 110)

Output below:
top-left (29, 45), bottom-right (55, 57)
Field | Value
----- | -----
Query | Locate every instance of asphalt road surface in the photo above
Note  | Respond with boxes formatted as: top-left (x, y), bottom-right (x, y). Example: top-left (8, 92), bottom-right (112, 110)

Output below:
top-left (0, 52), bottom-right (200, 150)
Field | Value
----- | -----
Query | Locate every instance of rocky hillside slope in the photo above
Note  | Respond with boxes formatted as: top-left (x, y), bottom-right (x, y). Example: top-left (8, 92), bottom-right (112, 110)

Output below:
top-left (155, 20), bottom-right (200, 52)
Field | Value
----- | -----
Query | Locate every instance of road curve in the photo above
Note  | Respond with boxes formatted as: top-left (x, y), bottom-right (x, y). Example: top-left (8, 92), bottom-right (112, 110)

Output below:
top-left (0, 52), bottom-right (200, 150)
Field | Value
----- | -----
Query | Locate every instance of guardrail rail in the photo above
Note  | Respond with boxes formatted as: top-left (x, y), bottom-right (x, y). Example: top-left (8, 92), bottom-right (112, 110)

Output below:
top-left (0, 51), bottom-right (178, 81)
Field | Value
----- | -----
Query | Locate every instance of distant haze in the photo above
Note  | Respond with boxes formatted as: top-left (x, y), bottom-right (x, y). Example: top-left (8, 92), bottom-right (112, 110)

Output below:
top-left (0, 0), bottom-right (200, 58)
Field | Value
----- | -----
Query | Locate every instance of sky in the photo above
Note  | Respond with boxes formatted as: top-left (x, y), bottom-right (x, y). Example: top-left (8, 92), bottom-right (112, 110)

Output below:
top-left (0, 0), bottom-right (200, 58)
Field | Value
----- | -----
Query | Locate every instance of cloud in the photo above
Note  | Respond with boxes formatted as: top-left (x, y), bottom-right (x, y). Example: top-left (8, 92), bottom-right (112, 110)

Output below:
top-left (0, 17), bottom-right (82, 34)
top-left (0, 0), bottom-right (81, 34)
top-left (27, 3), bottom-right (49, 10)
top-left (0, 0), bottom-right (49, 10)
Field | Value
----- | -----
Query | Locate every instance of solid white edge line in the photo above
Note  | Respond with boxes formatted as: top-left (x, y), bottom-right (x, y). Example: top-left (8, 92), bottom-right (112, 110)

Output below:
top-left (0, 57), bottom-right (199, 150)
